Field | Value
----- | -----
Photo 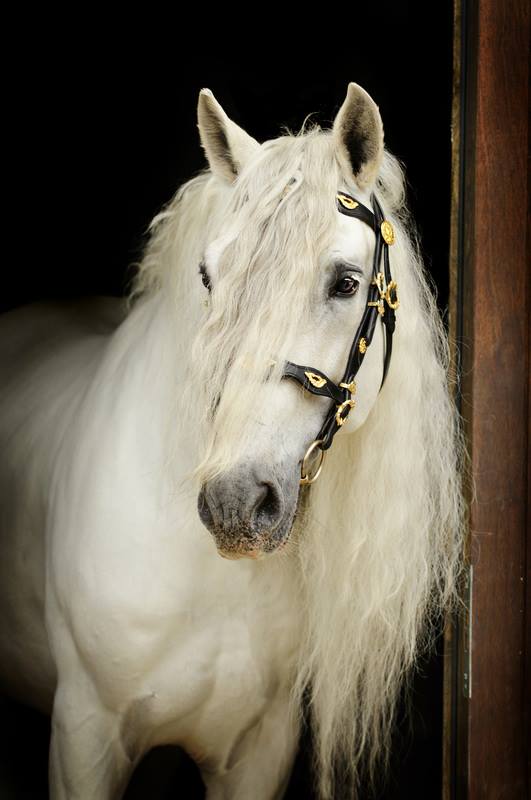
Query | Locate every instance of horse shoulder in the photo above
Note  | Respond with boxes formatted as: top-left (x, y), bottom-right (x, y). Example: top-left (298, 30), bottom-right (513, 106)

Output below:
top-left (0, 298), bottom-right (126, 710)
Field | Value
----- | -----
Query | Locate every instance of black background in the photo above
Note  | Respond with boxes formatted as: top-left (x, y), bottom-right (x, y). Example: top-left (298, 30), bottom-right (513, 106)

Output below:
top-left (5, 5), bottom-right (452, 317)
top-left (2, 4), bottom-right (453, 797)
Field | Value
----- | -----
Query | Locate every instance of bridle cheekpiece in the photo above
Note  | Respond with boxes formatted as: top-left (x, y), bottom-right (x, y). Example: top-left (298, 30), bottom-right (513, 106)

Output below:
top-left (282, 191), bottom-right (399, 484)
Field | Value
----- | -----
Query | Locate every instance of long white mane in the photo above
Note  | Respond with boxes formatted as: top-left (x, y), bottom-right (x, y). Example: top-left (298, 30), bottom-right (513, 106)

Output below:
top-left (131, 125), bottom-right (465, 798)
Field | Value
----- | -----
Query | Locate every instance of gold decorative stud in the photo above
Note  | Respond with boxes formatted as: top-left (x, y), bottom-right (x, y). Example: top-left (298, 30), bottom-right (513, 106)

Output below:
top-left (337, 193), bottom-right (359, 211)
top-left (304, 371), bottom-right (327, 389)
top-left (359, 337), bottom-right (367, 354)
top-left (381, 220), bottom-right (395, 245)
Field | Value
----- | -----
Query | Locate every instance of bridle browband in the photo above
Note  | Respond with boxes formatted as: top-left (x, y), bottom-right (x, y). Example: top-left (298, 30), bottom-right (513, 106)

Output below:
top-left (282, 191), bottom-right (399, 484)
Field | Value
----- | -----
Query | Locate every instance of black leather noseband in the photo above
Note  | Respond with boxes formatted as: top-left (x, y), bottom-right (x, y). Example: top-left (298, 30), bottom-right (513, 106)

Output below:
top-left (282, 191), bottom-right (399, 483)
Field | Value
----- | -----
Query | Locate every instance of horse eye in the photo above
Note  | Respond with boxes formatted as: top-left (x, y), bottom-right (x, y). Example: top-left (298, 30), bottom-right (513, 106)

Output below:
top-left (199, 262), bottom-right (211, 293)
top-left (332, 275), bottom-right (360, 297)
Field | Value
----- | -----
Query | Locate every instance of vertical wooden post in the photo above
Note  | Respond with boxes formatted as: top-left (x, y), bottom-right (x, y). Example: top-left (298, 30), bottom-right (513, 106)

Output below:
top-left (445, 0), bottom-right (529, 797)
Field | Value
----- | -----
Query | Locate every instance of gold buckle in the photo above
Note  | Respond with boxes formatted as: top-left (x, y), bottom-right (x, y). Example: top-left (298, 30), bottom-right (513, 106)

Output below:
top-left (335, 399), bottom-right (355, 427)
top-left (300, 440), bottom-right (326, 485)
top-left (385, 279), bottom-right (400, 310)
top-left (335, 379), bottom-right (356, 427)
top-left (368, 272), bottom-right (399, 315)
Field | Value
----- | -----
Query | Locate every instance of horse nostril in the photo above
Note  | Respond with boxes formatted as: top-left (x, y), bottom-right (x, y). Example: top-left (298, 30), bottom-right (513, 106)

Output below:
top-left (253, 482), bottom-right (282, 528)
top-left (198, 474), bottom-right (286, 537)
top-left (197, 485), bottom-right (215, 529)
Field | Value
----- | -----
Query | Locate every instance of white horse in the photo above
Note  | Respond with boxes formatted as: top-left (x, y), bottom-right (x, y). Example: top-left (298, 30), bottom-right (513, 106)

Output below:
top-left (0, 83), bottom-right (464, 799)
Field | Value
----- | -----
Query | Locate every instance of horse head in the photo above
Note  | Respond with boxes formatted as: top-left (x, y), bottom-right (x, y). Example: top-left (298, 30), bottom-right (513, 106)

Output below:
top-left (192, 84), bottom-right (392, 558)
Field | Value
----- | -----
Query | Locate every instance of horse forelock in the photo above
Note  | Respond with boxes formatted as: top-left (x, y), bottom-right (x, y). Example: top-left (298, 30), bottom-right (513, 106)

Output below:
top-left (186, 131), bottom-right (346, 482)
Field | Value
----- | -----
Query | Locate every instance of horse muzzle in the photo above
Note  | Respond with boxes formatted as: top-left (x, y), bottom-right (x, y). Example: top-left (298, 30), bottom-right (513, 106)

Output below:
top-left (197, 465), bottom-right (299, 557)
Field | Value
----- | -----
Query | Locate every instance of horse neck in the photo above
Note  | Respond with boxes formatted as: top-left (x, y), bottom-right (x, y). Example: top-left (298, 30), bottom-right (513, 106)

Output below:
top-left (99, 292), bottom-right (198, 480)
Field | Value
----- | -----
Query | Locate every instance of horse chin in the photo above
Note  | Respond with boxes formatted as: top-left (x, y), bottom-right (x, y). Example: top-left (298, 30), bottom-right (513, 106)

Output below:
top-left (214, 513), bottom-right (296, 560)
top-left (217, 548), bottom-right (265, 561)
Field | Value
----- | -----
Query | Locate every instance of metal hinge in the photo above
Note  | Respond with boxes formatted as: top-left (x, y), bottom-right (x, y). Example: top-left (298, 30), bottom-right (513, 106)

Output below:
top-left (462, 564), bottom-right (473, 699)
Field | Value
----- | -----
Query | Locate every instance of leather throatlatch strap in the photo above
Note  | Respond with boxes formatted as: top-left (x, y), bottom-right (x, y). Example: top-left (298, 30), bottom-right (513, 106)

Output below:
top-left (282, 191), bottom-right (398, 451)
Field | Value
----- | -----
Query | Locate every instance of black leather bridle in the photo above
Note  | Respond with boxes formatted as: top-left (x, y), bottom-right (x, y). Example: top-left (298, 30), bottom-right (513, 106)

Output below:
top-left (282, 191), bottom-right (399, 484)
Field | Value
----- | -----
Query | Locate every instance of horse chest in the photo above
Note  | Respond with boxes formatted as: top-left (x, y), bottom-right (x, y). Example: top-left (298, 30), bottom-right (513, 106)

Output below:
top-left (118, 568), bottom-right (301, 766)
top-left (67, 529), bottom-right (302, 763)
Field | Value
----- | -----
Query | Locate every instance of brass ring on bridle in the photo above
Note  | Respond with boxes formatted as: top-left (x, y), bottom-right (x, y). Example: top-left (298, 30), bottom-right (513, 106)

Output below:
top-left (300, 439), bottom-right (326, 485)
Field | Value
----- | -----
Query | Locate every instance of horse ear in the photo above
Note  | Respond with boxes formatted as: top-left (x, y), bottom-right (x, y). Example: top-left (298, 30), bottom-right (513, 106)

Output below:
top-left (332, 83), bottom-right (384, 190)
top-left (197, 89), bottom-right (260, 183)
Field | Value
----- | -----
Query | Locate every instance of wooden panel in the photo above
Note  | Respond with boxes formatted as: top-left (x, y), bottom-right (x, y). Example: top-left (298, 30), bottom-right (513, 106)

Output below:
top-left (443, 0), bottom-right (466, 796)
top-left (453, 0), bottom-right (530, 797)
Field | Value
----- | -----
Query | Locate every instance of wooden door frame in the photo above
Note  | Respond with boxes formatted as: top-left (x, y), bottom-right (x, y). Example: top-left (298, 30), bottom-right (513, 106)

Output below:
top-left (444, 0), bottom-right (529, 797)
